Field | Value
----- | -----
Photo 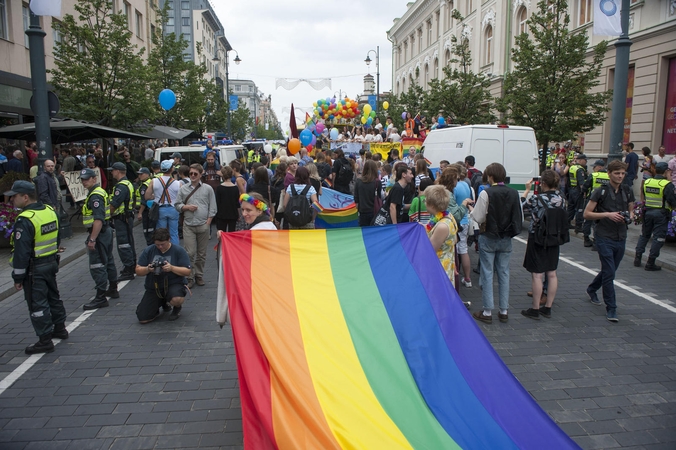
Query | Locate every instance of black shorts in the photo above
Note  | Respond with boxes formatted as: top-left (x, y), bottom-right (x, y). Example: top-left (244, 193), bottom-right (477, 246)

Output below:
top-left (136, 284), bottom-right (187, 321)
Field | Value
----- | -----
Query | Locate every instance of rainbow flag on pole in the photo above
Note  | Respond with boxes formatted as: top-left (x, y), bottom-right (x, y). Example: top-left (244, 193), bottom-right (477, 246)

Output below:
top-left (218, 224), bottom-right (580, 449)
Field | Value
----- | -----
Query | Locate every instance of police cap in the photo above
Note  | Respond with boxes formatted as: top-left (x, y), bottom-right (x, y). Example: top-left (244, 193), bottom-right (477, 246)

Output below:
top-left (111, 162), bottom-right (126, 171)
top-left (3, 180), bottom-right (36, 196)
top-left (655, 162), bottom-right (669, 173)
top-left (79, 168), bottom-right (97, 179)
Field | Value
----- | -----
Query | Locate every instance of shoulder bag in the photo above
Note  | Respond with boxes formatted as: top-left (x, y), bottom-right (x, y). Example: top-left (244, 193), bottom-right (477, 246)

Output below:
top-left (178, 183), bottom-right (201, 228)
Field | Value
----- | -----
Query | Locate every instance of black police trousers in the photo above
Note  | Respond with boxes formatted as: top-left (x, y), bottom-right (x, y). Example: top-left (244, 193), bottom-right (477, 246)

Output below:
top-left (25, 256), bottom-right (67, 337)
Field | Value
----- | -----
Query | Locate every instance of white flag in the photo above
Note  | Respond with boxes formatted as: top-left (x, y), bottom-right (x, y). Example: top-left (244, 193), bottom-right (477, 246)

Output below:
top-left (30, 0), bottom-right (62, 18)
top-left (593, 0), bottom-right (622, 36)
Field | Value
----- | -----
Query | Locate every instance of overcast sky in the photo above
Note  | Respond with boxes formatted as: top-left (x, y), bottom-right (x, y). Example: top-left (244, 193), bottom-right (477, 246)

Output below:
top-left (213, 0), bottom-right (411, 134)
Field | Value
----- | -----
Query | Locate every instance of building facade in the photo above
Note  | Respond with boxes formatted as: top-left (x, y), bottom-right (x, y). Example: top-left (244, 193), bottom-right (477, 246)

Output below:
top-left (387, 0), bottom-right (676, 156)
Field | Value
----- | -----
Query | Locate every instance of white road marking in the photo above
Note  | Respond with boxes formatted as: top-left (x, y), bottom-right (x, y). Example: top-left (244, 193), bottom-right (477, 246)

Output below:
top-left (514, 237), bottom-right (676, 314)
top-left (0, 280), bottom-right (130, 395)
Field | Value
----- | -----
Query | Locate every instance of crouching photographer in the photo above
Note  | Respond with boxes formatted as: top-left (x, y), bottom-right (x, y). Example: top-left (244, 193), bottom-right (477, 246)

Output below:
top-left (135, 228), bottom-right (192, 323)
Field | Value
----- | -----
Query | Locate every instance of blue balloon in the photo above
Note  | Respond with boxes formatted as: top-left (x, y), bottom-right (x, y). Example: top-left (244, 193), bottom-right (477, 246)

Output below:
top-left (330, 128), bottom-right (339, 140)
top-left (158, 89), bottom-right (176, 110)
top-left (300, 129), bottom-right (313, 146)
top-left (366, 117), bottom-right (373, 125)
top-left (438, 116), bottom-right (446, 126)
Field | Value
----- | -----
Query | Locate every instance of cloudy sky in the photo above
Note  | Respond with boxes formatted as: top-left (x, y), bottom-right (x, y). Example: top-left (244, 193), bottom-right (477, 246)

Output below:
top-left (213, 0), bottom-right (411, 133)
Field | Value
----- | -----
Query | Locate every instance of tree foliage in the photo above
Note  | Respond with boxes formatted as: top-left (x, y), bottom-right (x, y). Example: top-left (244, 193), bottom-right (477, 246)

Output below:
top-left (498, 0), bottom-right (612, 170)
top-left (229, 106), bottom-right (254, 142)
top-left (50, 0), bottom-right (153, 128)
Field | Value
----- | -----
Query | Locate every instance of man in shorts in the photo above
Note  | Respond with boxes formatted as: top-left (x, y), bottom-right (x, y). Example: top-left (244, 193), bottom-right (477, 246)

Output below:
top-left (135, 228), bottom-right (191, 323)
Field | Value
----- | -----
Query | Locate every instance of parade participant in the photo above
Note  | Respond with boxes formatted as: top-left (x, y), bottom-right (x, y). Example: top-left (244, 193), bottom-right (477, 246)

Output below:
top-left (135, 228), bottom-right (191, 323)
top-left (653, 145), bottom-right (670, 164)
top-left (34, 159), bottom-right (59, 210)
top-left (151, 160), bottom-right (162, 178)
top-left (171, 152), bottom-right (183, 172)
top-left (581, 160), bottom-right (609, 248)
top-left (7, 181), bottom-right (67, 354)
top-left (283, 166), bottom-right (318, 229)
top-left (634, 162), bottom-right (676, 270)
top-left (452, 165), bottom-right (473, 288)
top-left (240, 193), bottom-right (277, 230)
top-left (354, 160), bottom-right (382, 227)
top-left (136, 168), bottom-right (155, 245)
top-left (298, 148), bottom-right (313, 167)
top-left (215, 165), bottom-right (241, 233)
top-left (669, 153), bottom-right (676, 184)
top-left (389, 164), bottom-right (413, 225)
top-left (467, 163), bottom-right (523, 324)
top-left (80, 168), bottom-right (118, 310)
top-left (202, 151), bottom-right (222, 192)
top-left (437, 166), bottom-right (468, 226)
top-left (623, 142), bottom-right (638, 188)
top-left (567, 154), bottom-right (588, 233)
top-left (176, 164), bottom-right (217, 288)
top-left (331, 149), bottom-right (353, 195)
top-left (145, 160), bottom-right (180, 245)
top-left (109, 162), bottom-right (137, 281)
top-left (583, 160), bottom-right (635, 323)
top-left (403, 146), bottom-right (417, 168)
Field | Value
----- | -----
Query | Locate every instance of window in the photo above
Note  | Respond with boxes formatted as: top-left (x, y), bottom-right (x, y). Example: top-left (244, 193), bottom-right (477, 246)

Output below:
top-left (578, 0), bottom-right (592, 25)
top-left (150, 24), bottom-right (156, 40)
top-left (183, 33), bottom-right (190, 42)
top-left (135, 11), bottom-right (142, 38)
top-left (484, 25), bottom-right (493, 65)
top-left (249, 86), bottom-right (253, 93)
top-left (467, 0), bottom-right (473, 14)
top-left (444, 49), bottom-right (451, 67)
top-left (235, 85), bottom-right (241, 92)
top-left (396, 81), bottom-right (400, 94)
top-left (404, 42), bottom-right (408, 62)
top-left (402, 78), bottom-right (406, 92)
top-left (182, 17), bottom-right (190, 26)
top-left (1, 0), bottom-right (9, 40)
top-left (167, 0), bottom-right (173, 8)
top-left (124, 2), bottom-right (130, 27)
top-left (52, 21), bottom-right (63, 46)
top-left (167, 17), bottom-right (174, 26)
top-left (517, 7), bottom-right (528, 35)
top-left (434, 58), bottom-right (439, 80)
top-left (181, 1), bottom-right (189, 10)
top-left (23, 4), bottom-right (30, 48)
top-left (445, 2), bottom-right (453, 31)
top-left (418, 29), bottom-right (423, 52)
top-left (427, 20), bottom-right (433, 46)
top-left (410, 34), bottom-right (415, 56)
top-left (183, 53), bottom-right (191, 61)
top-left (424, 64), bottom-right (429, 89)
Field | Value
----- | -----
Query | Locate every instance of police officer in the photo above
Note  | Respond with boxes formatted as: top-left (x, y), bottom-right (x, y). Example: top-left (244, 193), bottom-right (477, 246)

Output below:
top-left (6, 181), bottom-right (68, 354)
top-left (110, 162), bottom-right (137, 280)
top-left (136, 167), bottom-right (156, 245)
top-left (80, 168), bottom-right (119, 310)
top-left (581, 160), bottom-right (609, 248)
top-left (634, 162), bottom-right (676, 271)
top-left (567, 154), bottom-right (588, 233)
top-left (171, 152), bottom-right (183, 173)
top-left (151, 160), bottom-right (162, 178)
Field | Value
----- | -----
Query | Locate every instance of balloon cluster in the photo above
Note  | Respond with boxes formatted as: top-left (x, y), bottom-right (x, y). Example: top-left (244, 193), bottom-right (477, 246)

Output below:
top-left (313, 97), bottom-right (360, 121)
top-left (360, 104), bottom-right (376, 126)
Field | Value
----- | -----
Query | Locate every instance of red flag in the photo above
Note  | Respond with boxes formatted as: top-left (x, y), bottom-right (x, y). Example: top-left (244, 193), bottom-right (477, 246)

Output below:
top-left (289, 104), bottom-right (299, 139)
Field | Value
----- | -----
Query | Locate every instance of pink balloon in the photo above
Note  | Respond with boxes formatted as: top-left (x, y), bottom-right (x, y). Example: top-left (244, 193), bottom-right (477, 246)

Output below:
top-left (316, 123), bottom-right (325, 134)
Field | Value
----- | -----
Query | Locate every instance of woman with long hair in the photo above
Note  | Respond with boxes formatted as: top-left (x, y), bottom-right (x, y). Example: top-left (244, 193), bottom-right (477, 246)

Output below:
top-left (354, 160), bottom-right (383, 226)
top-left (305, 162), bottom-right (323, 197)
top-left (215, 166), bottom-right (241, 233)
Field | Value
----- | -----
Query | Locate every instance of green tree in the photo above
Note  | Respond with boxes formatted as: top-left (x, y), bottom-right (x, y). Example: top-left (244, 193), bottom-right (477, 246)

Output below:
top-left (388, 78), bottom-right (425, 131)
top-left (498, 0), bottom-right (612, 171)
top-left (230, 106), bottom-right (254, 142)
top-left (50, 0), bottom-right (153, 129)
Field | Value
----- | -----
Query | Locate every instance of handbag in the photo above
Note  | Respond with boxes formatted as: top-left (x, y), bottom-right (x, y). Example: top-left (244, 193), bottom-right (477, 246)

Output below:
top-left (178, 183), bottom-right (201, 227)
top-left (371, 192), bottom-right (392, 226)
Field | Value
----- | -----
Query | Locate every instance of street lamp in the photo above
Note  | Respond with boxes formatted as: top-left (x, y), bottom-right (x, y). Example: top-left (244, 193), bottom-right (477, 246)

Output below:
top-left (365, 46), bottom-right (379, 116)
top-left (214, 47), bottom-right (240, 139)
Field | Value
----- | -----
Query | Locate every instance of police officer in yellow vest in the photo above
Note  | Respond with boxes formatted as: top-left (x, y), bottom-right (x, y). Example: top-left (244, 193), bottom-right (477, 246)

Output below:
top-left (136, 167), bottom-right (156, 246)
top-left (567, 154), bottom-right (588, 233)
top-left (110, 162), bottom-right (137, 280)
top-left (634, 162), bottom-right (676, 271)
top-left (581, 160), bottom-right (610, 248)
top-left (6, 181), bottom-right (68, 354)
top-left (80, 168), bottom-right (119, 310)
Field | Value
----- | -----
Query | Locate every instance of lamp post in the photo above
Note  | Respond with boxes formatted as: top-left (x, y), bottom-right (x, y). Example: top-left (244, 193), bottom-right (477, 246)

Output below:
top-left (607, 0), bottom-right (632, 163)
top-left (365, 46), bottom-right (380, 116)
top-left (215, 48), bottom-right (240, 140)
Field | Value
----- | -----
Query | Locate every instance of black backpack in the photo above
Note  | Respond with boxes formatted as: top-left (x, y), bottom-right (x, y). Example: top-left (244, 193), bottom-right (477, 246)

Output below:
top-left (337, 159), bottom-right (353, 185)
top-left (284, 184), bottom-right (313, 227)
top-left (73, 157), bottom-right (84, 172)
top-left (532, 194), bottom-right (570, 248)
top-left (469, 169), bottom-right (483, 198)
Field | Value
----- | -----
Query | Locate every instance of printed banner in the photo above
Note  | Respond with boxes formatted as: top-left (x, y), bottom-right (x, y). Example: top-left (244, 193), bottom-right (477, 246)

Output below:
top-left (63, 168), bottom-right (101, 202)
top-left (623, 66), bottom-right (635, 144)
top-left (330, 142), bottom-right (363, 155)
top-left (369, 142), bottom-right (402, 160)
top-left (593, 0), bottom-right (622, 36)
top-left (229, 95), bottom-right (238, 111)
top-left (662, 58), bottom-right (676, 154)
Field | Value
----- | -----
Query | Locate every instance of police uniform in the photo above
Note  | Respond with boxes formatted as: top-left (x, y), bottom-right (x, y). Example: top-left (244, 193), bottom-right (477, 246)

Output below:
top-left (6, 181), bottom-right (68, 354)
top-left (634, 163), bottom-right (676, 270)
top-left (110, 163), bottom-right (137, 278)
top-left (80, 169), bottom-right (118, 310)
top-left (581, 163), bottom-right (609, 247)
top-left (136, 171), bottom-right (156, 245)
top-left (567, 156), bottom-right (588, 232)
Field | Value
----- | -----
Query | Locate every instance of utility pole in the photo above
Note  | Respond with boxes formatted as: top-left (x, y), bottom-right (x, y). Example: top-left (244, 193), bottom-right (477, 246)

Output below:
top-left (607, 0), bottom-right (632, 163)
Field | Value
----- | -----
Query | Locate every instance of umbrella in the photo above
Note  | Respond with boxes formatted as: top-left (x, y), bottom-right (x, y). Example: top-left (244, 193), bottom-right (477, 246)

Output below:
top-left (142, 125), bottom-right (201, 141)
top-left (0, 118), bottom-right (151, 144)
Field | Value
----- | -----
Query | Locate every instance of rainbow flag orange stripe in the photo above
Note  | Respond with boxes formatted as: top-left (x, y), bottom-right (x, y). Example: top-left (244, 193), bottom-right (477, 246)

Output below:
top-left (220, 224), bottom-right (580, 449)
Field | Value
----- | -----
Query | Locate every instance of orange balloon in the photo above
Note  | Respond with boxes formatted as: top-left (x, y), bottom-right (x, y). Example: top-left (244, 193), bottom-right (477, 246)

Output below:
top-left (288, 138), bottom-right (301, 155)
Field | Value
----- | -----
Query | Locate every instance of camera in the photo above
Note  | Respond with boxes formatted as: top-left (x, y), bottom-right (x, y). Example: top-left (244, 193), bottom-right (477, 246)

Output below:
top-left (149, 256), bottom-right (168, 275)
top-left (619, 211), bottom-right (632, 225)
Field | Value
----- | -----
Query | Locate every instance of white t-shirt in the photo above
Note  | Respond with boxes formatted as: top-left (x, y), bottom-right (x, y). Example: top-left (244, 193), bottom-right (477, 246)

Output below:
top-left (144, 148), bottom-right (154, 160)
top-left (653, 154), bottom-right (672, 164)
top-left (251, 221), bottom-right (277, 230)
top-left (390, 133), bottom-right (401, 142)
top-left (373, 133), bottom-right (383, 143)
top-left (152, 175), bottom-right (181, 206)
top-left (364, 134), bottom-right (374, 142)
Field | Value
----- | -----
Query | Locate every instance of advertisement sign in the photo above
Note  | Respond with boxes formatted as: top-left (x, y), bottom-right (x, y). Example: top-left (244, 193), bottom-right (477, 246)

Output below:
top-left (623, 66), bottom-right (635, 144)
top-left (63, 168), bottom-right (101, 202)
top-left (663, 58), bottom-right (676, 154)
top-left (229, 95), bottom-right (238, 111)
top-left (593, 0), bottom-right (622, 36)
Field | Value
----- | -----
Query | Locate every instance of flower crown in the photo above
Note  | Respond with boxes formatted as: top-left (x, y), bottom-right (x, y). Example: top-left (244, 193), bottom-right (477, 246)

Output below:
top-left (239, 194), bottom-right (270, 215)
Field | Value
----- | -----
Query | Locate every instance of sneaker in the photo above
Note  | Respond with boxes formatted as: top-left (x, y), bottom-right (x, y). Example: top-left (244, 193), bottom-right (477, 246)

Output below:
top-left (472, 310), bottom-right (492, 324)
top-left (461, 278), bottom-right (472, 288)
top-left (498, 312), bottom-right (509, 323)
top-left (587, 287), bottom-right (602, 306)
top-left (472, 267), bottom-right (480, 275)
top-left (521, 308), bottom-right (540, 320)
top-left (168, 306), bottom-right (182, 321)
top-left (538, 306), bottom-right (552, 318)
top-left (606, 310), bottom-right (619, 323)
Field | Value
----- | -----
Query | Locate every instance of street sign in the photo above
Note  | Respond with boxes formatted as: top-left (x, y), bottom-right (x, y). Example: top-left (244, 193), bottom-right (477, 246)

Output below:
top-left (30, 91), bottom-right (60, 118)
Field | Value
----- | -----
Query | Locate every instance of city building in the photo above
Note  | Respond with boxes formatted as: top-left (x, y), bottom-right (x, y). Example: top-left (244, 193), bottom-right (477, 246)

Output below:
top-left (387, 0), bottom-right (676, 156)
top-left (0, 0), bottom-right (158, 121)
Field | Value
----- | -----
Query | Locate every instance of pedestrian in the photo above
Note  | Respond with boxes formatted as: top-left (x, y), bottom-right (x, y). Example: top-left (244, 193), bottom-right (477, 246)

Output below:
top-left (521, 170), bottom-right (567, 320)
top-left (240, 193), bottom-right (278, 230)
top-left (135, 168), bottom-right (156, 245)
top-left (135, 228), bottom-right (191, 323)
top-left (8, 149), bottom-right (24, 173)
top-left (145, 160), bottom-right (180, 245)
top-left (283, 166), bottom-right (318, 229)
top-left (409, 177), bottom-right (434, 224)
top-left (424, 185), bottom-right (460, 294)
top-left (452, 164), bottom-right (474, 288)
top-left (653, 145), bottom-right (670, 164)
top-left (467, 163), bottom-right (523, 324)
top-left (215, 165), bottom-right (241, 233)
top-left (202, 151), bottom-right (222, 192)
top-left (354, 160), bottom-right (382, 227)
top-left (331, 149), bottom-right (353, 195)
top-left (634, 162), bottom-right (676, 270)
top-left (623, 142), bottom-right (638, 188)
top-left (389, 164), bottom-right (413, 225)
top-left (583, 159), bottom-right (635, 323)
top-left (580, 160), bottom-right (609, 248)
top-left (176, 164), bottom-right (217, 288)
top-left (6, 181), bottom-right (68, 354)
top-left (109, 162), bottom-right (137, 281)
top-left (34, 159), bottom-right (59, 210)
top-left (80, 168), bottom-right (119, 310)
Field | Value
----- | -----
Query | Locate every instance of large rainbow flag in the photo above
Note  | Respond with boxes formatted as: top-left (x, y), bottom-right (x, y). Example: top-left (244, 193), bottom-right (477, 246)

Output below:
top-left (218, 224), bottom-right (579, 449)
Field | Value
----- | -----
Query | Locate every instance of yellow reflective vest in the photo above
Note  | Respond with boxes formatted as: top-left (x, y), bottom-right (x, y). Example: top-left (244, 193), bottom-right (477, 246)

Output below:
top-left (569, 165), bottom-right (585, 187)
top-left (591, 171), bottom-right (610, 190)
top-left (82, 186), bottom-right (110, 226)
top-left (644, 178), bottom-right (672, 210)
top-left (109, 179), bottom-right (135, 214)
top-left (10, 205), bottom-right (59, 267)
top-left (135, 178), bottom-right (151, 207)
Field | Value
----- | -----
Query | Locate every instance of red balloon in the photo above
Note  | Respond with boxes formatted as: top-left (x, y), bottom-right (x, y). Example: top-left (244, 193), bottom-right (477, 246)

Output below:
top-left (306, 144), bottom-right (313, 153)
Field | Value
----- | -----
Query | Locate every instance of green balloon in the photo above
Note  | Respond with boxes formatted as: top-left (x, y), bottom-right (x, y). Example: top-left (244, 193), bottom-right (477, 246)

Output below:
top-left (370, 111), bottom-right (376, 118)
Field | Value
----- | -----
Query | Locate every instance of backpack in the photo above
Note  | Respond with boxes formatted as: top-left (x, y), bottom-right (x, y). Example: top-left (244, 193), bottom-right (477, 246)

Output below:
top-left (337, 159), bottom-right (353, 185)
top-left (284, 184), bottom-right (313, 227)
top-left (73, 157), bottom-right (84, 172)
top-left (468, 168), bottom-right (483, 198)
top-left (532, 194), bottom-right (570, 248)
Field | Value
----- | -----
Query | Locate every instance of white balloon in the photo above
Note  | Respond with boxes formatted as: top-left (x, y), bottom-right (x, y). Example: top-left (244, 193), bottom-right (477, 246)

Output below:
top-left (264, 144), bottom-right (272, 153)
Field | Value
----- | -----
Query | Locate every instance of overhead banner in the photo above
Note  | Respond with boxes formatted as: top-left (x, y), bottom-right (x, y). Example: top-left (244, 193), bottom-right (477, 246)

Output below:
top-left (63, 168), bottom-right (101, 202)
top-left (593, 0), bottom-right (622, 36)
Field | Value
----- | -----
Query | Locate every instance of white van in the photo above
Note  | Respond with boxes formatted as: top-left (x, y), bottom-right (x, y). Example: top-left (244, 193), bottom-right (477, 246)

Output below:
top-left (422, 125), bottom-right (539, 189)
top-left (154, 144), bottom-right (246, 167)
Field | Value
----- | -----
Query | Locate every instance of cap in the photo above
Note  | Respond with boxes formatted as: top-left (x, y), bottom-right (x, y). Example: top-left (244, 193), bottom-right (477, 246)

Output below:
top-left (111, 162), bottom-right (126, 170)
top-left (3, 180), bottom-right (36, 196)
top-left (151, 160), bottom-right (161, 169)
top-left (170, 152), bottom-right (182, 159)
top-left (576, 154), bottom-right (588, 160)
top-left (79, 168), bottom-right (97, 180)
top-left (160, 160), bottom-right (173, 171)
top-left (138, 167), bottom-right (151, 175)
top-left (593, 159), bottom-right (606, 167)
top-left (655, 162), bottom-right (669, 172)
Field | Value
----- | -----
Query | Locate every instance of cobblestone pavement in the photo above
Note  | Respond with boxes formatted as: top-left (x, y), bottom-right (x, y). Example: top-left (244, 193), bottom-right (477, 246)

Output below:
top-left (0, 225), bottom-right (675, 449)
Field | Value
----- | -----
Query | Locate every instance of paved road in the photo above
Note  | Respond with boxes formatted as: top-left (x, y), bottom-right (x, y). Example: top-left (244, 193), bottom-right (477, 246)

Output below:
top-left (0, 225), bottom-right (675, 449)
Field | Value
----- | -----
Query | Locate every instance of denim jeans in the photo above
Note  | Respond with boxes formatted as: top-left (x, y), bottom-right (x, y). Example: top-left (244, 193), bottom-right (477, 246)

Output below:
top-left (157, 206), bottom-right (180, 245)
top-left (589, 236), bottom-right (625, 312)
top-left (478, 234), bottom-right (512, 311)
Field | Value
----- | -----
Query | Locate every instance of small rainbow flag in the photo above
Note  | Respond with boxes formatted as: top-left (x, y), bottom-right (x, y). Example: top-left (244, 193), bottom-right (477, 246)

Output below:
top-left (312, 201), bottom-right (358, 228)
top-left (219, 224), bottom-right (580, 449)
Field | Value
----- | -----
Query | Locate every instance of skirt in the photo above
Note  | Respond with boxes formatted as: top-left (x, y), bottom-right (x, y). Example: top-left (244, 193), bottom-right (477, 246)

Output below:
top-left (523, 235), bottom-right (560, 273)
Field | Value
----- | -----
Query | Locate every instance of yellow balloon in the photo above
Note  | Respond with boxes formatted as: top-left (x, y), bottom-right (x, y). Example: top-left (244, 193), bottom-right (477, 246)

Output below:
top-left (361, 116), bottom-right (367, 124)
top-left (346, 101), bottom-right (351, 108)
top-left (313, 102), bottom-right (318, 107)
top-left (363, 104), bottom-right (372, 115)
top-left (383, 101), bottom-right (389, 110)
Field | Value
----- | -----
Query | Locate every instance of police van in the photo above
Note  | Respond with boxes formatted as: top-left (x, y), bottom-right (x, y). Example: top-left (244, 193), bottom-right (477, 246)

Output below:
top-left (153, 144), bottom-right (246, 167)
top-left (422, 124), bottom-right (539, 190)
